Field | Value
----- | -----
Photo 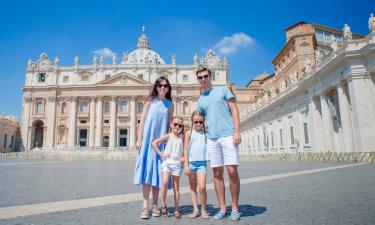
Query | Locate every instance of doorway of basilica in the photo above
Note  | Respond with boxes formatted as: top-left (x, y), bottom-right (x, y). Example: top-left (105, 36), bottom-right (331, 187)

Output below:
top-left (33, 120), bottom-right (44, 148)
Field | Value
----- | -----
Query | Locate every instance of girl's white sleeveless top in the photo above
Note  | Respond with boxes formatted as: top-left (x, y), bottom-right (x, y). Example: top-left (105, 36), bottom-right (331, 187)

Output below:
top-left (188, 130), bottom-right (208, 162)
top-left (164, 135), bottom-right (183, 162)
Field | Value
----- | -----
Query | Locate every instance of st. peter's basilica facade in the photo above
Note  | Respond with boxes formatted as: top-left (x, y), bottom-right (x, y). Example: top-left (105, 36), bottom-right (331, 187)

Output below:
top-left (21, 29), bottom-right (230, 150)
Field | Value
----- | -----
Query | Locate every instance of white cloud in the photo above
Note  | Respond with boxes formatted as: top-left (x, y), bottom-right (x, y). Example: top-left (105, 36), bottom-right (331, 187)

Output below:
top-left (92, 47), bottom-right (116, 57)
top-left (212, 33), bottom-right (255, 55)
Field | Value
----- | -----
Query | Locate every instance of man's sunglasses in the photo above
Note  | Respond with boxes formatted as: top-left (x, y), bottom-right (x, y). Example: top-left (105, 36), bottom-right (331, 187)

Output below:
top-left (197, 74), bottom-right (210, 80)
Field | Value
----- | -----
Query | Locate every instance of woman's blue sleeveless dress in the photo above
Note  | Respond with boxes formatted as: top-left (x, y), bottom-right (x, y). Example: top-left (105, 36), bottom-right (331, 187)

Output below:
top-left (133, 98), bottom-right (171, 188)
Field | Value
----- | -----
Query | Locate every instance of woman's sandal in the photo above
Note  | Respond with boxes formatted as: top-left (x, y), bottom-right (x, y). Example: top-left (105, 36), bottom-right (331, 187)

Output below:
top-left (174, 211), bottom-right (181, 219)
top-left (201, 210), bottom-right (210, 219)
top-left (140, 208), bottom-right (150, 219)
top-left (161, 205), bottom-right (169, 217)
top-left (188, 210), bottom-right (199, 218)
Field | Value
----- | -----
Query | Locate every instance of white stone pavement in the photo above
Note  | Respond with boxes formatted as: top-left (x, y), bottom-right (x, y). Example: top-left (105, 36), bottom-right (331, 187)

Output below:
top-left (0, 162), bottom-right (367, 220)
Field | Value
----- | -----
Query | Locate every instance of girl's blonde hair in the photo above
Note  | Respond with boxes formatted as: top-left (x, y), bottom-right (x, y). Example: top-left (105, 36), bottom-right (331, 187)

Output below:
top-left (190, 111), bottom-right (206, 132)
top-left (170, 116), bottom-right (184, 134)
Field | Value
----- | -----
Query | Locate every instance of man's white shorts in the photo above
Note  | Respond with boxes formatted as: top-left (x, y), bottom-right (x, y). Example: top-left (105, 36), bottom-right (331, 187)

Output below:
top-left (207, 136), bottom-right (239, 168)
top-left (161, 160), bottom-right (182, 176)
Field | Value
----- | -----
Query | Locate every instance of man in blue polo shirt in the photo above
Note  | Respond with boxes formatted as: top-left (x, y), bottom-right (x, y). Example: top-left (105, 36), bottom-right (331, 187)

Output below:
top-left (196, 67), bottom-right (241, 221)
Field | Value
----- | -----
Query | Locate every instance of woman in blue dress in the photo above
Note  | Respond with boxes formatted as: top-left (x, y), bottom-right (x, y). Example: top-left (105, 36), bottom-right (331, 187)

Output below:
top-left (133, 76), bottom-right (174, 219)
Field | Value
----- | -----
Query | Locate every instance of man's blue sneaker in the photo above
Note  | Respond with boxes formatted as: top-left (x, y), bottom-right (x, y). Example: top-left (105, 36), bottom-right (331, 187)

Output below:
top-left (230, 210), bottom-right (240, 221)
top-left (213, 210), bottom-right (226, 219)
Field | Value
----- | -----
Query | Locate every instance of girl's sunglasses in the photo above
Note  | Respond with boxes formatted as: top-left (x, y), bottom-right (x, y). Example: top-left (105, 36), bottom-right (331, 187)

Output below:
top-left (173, 123), bottom-right (183, 128)
top-left (193, 121), bottom-right (204, 125)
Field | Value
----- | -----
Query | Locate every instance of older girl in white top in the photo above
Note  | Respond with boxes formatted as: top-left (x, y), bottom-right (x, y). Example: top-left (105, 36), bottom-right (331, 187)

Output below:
top-left (183, 111), bottom-right (209, 219)
top-left (152, 116), bottom-right (184, 219)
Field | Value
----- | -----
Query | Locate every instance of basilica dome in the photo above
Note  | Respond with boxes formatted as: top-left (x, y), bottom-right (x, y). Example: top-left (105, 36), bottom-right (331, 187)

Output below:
top-left (124, 27), bottom-right (165, 65)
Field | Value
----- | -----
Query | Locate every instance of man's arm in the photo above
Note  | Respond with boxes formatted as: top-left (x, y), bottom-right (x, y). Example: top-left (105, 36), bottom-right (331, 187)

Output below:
top-left (228, 99), bottom-right (241, 145)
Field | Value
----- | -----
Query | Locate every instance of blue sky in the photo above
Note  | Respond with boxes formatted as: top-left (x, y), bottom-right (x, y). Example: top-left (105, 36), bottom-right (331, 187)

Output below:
top-left (0, 0), bottom-right (372, 119)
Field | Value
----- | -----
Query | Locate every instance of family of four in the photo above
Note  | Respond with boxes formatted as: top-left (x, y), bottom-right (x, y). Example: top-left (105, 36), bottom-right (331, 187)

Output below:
top-left (133, 67), bottom-right (241, 221)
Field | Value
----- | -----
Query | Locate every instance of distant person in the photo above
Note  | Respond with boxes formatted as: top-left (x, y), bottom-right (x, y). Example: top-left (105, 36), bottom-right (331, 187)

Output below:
top-left (152, 116), bottom-right (185, 219)
top-left (196, 67), bottom-right (241, 221)
top-left (183, 111), bottom-right (209, 219)
top-left (133, 77), bottom-right (174, 219)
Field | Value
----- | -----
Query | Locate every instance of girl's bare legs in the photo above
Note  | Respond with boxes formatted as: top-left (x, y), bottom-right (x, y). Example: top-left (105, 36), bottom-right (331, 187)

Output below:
top-left (197, 173), bottom-right (208, 213)
top-left (188, 173), bottom-right (199, 217)
top-left (161, 171), bottom-right (171, 208)
top-left (172, 175), bottom-right (181, 213)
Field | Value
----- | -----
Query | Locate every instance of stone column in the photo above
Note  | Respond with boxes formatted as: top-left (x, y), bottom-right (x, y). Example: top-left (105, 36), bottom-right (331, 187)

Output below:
top-left (336, 83), bottom-right (355, 152)
top-left (320, 94), bottom-right (335, 152)
top-left (89, 96), bottom-right (96, 147)
top-left (21, 97), bottom-right (32, 150)
top-left (347, 75), bottom-right (375, 152)
top-left (46, 96), bottom-right (57, 147)
top-left (173, 96), bottom-right (179, 115)
top-left (308, 96), bottom-right (324, 152)
top-left (95, 96), bottom-right (103, 147)
top-left (68, 97), bottom-right (77, 147)
top-left (129, 96), bottom-right (137, 149)
top-left (109, 96), bottom-right (117, 147)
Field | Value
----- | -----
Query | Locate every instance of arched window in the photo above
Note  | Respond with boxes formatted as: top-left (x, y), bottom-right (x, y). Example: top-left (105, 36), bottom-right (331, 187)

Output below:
top-left (35, 101), bottom-right (44, 115)
top-left (183, 102), bottom-right (189, 114)
top-left (61, 102), bottom-right (67, 114)
top-left (80, 101), bottom-right (88, 113)
top-left (119, 100), bottom-right (128, 113)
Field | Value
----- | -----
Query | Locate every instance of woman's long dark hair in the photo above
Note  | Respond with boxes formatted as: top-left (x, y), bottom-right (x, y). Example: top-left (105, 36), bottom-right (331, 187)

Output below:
top-left (149, 76), bottom-right (172, 100)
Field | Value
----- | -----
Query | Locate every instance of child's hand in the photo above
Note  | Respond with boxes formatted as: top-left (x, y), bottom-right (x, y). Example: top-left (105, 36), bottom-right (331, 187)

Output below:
top-left (184, 165), bottom-right (190, 175)
top-left (135, 139), bottom-right (142, 151)
top-left (161, 152), bottom-right (170, 158)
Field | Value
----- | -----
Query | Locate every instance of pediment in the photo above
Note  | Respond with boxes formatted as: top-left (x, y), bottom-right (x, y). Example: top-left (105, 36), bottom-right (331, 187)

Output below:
top-left (97, 72), bottom-right (151, 86)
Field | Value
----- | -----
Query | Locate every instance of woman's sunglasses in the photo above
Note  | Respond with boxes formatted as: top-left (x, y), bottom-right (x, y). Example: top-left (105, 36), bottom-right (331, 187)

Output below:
top-left (157, 84), bottom-right (169, 88)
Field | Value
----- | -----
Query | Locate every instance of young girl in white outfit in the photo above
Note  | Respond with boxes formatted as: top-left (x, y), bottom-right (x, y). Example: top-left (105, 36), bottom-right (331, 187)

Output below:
top-left (152, 116), bottom-right (184, 219)
top-left (183, 111), bottom-right (209, 219)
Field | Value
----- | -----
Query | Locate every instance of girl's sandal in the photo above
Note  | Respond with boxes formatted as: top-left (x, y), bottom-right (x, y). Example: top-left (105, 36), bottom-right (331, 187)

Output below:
top-left (152, 206), bottom-right (161, 217)
top-left (201, 210), bottom-right (210, 219)
top-left (174, 211), bottom-right (181, 219)
top-left (161, 205), bottom-right (169, 217)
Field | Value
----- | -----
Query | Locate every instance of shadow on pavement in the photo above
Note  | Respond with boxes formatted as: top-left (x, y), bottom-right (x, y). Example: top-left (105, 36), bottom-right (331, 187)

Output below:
top-left (177, 204), bottom-right (267, 218)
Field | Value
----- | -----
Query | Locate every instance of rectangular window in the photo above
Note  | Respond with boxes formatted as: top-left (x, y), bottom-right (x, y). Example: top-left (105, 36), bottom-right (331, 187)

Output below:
top-left (80, 75), bottom-right (89, 81)
top-left (105, 74), bottom-right (110, 80)
top-left (279, 129), bottom-right (283, 146)
top-left (137, 103), bottom-right (143, 114)
top-left (183, 75), bottom-right (188, 82)
top-left (304, 123), bottom-right (309, 144)
top-left (271, 132), bottom-right (274, 147)
top-left (138, 74), bottom-right (143, 80)
top-left (104, 119), bottom-right (110, 124)
top-left (257, 135), bottom-right (260, 148)
top-left (252, 136), bottom-right (255, 149)
top-left (38, 73), bottom-right (46, 83)
top-left (80, 120), bottom-right (87, 124)
top-left (63, 76), bottom-right (69, 82)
